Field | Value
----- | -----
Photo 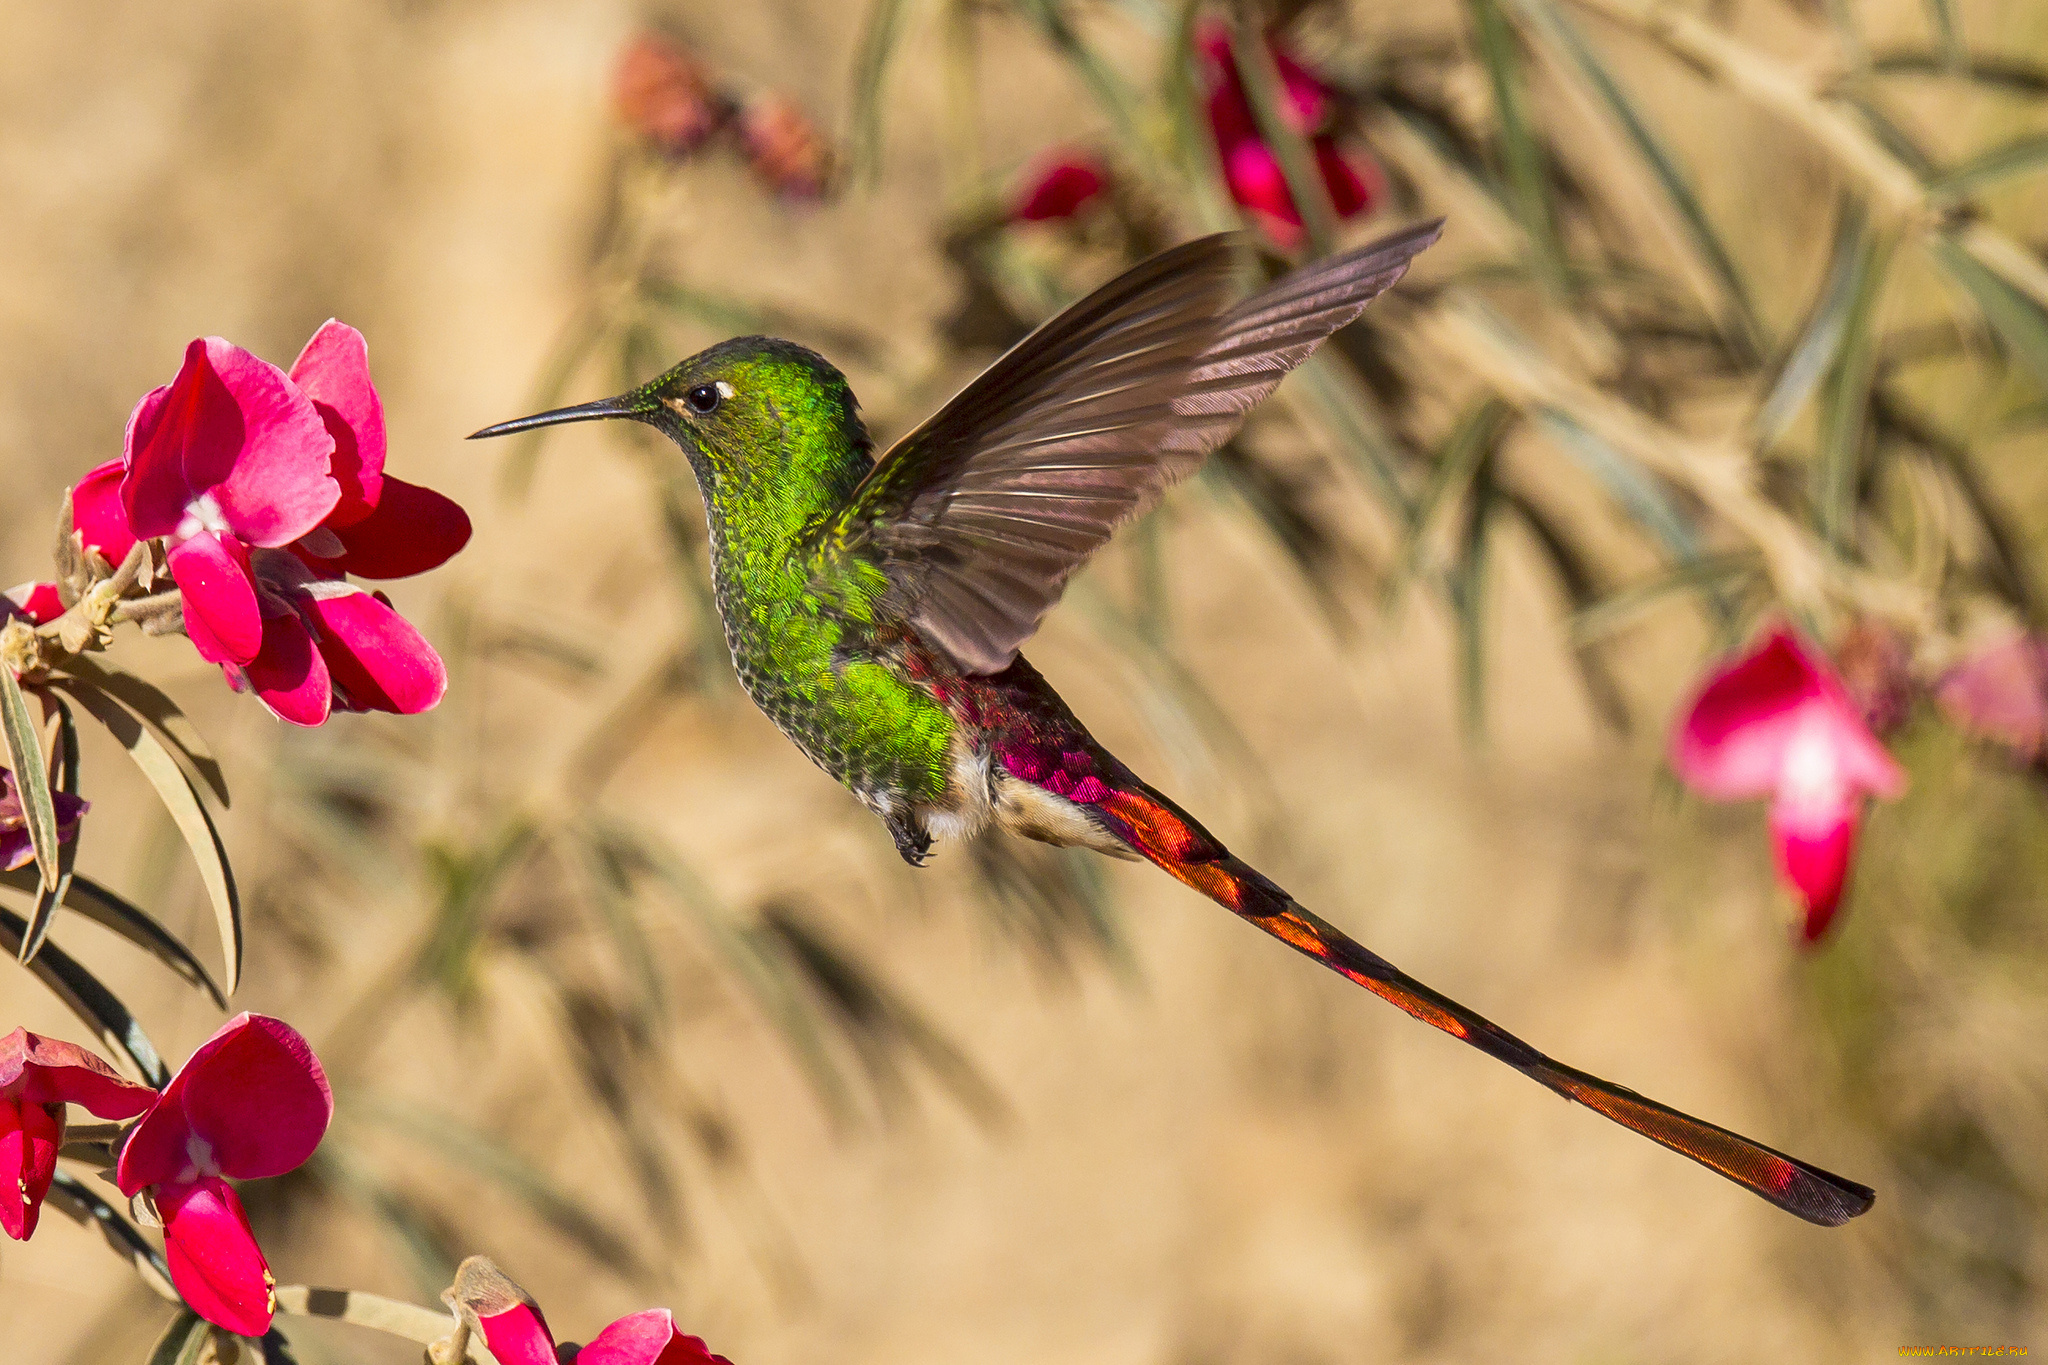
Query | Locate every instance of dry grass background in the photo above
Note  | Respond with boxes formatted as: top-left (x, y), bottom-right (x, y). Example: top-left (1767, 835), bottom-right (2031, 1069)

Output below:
top-left (1, 0), bottom-right (2043, 1361)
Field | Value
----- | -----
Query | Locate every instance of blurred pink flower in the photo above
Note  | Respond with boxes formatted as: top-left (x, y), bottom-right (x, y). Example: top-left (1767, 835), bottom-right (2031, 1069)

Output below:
top-left (2, 582), bottom-right (65, 626)
top-left (614, 33), bottom-right (726, 154)
top-left (1012, 153), bottom-right (1110, 222)
top-left (1936, 630), bottom-right (2048, 761)
top-left (115, 1013), bottom-right (333, 1337)
top-left (1671, 626), bottom-right (1906, 943)
top-left (122, 337), bottom-right (341, 666)
top-left (739, 94), bottom-right (830, 200)
top-left (0, 1027), bottom-right (155, 1240)
top-left (70, 458), bottom-right (138, 567)
top-left (1196, 22), bottom-right (1384, 248)
top-left (0, 768), bottom-right (86, 874)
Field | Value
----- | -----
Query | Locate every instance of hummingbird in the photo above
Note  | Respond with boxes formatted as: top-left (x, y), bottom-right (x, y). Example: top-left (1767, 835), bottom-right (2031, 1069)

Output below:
top-left (474, 220), bottom-right (1873, 1226)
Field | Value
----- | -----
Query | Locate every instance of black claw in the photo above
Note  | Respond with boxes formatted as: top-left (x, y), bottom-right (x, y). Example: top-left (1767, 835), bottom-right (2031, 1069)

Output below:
top-left (885, 812), bottom-right (933, 867)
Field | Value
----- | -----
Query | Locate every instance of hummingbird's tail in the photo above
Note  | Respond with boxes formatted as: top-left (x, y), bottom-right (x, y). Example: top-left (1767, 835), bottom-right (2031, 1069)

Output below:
top-left (1076, 773), bottom-right (1875, 1226)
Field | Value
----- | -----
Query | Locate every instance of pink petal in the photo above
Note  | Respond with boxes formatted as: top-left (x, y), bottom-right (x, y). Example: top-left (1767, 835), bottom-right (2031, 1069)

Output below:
top-left (0, 1098), bottom-right (62, 1240)
top-left (1315, 139), bottom-right (1382, 219)
top-left (324, 476), bottom-right (472, 580)
top-left (0, 1026), bottom-right (157, 1117)
top-left (476, 1302), bottom-right (560, 1365)
top-left (1936, 630), bottom-right (2048, 760)
top-left (1013, 155), bottom-right (1109, 222)
top-left (170, 532), bottom-right (263, 664)
top-left (1222, 139), bottom-right (1304, 237)
top-left (1670, 627), bottom-right (1904, 802)
top-left (288, 321), bottom-right (386, 527)
top-left (304, 588), bottom-right (447, 715)
top-left (1272, 45), bottom-right (1332, 132)
top-left (1769, 789), bottom-right (1862, 943)
top-left (576, 1310), bottom-right (729, 1365)
top-left (121, 337), bottom-right (339, 546)
top-left (245, 610), bottom-right (332, 727)
top-left (71, 459), bottom-right (138, 564)
top-left (158, 1177), bottom-right (275, 1337)
top-left (0, 830), bottom-right (29, 873)
top-left (2, 582), bottom-right (65, 626)
top-left (117, 1013), bottom-right (331, 1194)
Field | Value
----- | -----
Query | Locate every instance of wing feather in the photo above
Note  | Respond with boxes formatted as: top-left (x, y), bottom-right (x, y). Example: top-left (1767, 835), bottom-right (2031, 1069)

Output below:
top-left (822, 219), bottom-right (1443, 673)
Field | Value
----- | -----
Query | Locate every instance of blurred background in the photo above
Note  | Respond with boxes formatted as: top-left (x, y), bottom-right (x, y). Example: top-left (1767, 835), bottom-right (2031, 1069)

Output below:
top-left (4, 0), bottom-right (2047, 1360)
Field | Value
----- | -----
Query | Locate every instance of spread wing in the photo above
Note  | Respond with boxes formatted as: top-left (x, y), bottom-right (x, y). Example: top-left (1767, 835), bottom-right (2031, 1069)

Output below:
top-left (818, 219), bottom-right (1443, 674)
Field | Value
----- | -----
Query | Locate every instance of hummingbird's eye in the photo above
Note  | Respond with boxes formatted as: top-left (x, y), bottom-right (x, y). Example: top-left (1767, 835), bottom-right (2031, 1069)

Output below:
top-left (684, 383), bottom-right (724, 416)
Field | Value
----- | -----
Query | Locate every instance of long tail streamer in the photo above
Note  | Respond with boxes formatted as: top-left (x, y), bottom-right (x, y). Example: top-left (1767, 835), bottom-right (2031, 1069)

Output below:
top-left (1090, 781), bottom-right (1874, 1226)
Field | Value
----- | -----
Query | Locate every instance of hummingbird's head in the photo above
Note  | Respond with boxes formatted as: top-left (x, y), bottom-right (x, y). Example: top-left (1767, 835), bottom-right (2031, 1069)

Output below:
top-left (469, 336), bottom-right (872, 513)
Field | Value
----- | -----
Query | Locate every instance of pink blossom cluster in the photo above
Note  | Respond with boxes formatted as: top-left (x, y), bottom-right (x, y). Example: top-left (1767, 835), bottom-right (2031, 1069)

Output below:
top-left (58, 322), bottom-right (469, 726)
top-left (1, 1014), bottom-right (330, 1337)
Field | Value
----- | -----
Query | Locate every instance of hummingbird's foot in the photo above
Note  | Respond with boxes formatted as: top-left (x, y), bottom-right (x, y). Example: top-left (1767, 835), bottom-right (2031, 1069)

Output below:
top-left (884, 810), bottom-right (933, 867)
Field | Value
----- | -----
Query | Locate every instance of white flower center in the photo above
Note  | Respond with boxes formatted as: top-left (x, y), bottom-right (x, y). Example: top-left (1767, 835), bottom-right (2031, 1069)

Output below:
top-left (1778, 714), bottom-right (1848, 814)
top-left (179, 1131), bottom-right (222, 1183)
top-left (176, 493), bottom-right (232, 541)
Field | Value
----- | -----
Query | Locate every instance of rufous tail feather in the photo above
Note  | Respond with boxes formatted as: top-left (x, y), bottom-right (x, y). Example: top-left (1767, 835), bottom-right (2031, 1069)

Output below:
top-left (1085, 777), bottom-right (1874, 1227)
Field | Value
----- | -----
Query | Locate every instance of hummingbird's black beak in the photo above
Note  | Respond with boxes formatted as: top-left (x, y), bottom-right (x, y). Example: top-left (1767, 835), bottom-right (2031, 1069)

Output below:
top-left (467, 395), bottom-right (639, 440)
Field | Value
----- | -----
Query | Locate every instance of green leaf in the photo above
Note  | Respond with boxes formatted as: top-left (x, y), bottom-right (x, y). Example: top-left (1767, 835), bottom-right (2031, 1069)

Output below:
top-left (1012, 0), bottom-right (1143, 147)
top-left (1933, 133), bottom-right (2048, 199)
top-left (1756, 197), bottom-right (1875, 447)
top-left (0, 867), bottom-right (227, 1008)
top-left (58, 658), bottom-right (229, 806)
top-left (1467, 0), bottom-right (1569, 293)
top-left (17, 689), bottom-right (79, 965)
top-left (1568, 552), bottom-right (1763, 644)
top-left (1815, 221), bottom-right (1894, 551)
top-left (1398, 398), bottom-right (1514, 594)
top-left (1231, 12), bottom-right (1339, 257)
top-left (1931, 230), bottom-right (2048, 394)
top-left (1160, 0), bottom-right (1239, 233)
top-left (341, 1093), bottom-right (646, 1278)
top-left (0, 904), bottom-right (171, 1085)
top-left (1922, 0), bottom-right (1964, 71)
top-left (1503, 0), bottom-right (1763, 357)
top-left (1530, 408), bottom-right (1703, 562)
top-left (1866, 48), bottom-right (2048, 96)
top-left (847, 0), bottom-right (917, 187)
top-left (45, 1169), bottom-right (177, 1301)
top-left (1496, 486), bottom-right (1631, 732)
top-left (1447, 441), bottom-right (1497, 738)
top-left (144, 1311), bottom-right (211, 1365)
top-left (0, 667), bottom-right (61, 896)
top-left (55, 681), bottom-right (241, 996)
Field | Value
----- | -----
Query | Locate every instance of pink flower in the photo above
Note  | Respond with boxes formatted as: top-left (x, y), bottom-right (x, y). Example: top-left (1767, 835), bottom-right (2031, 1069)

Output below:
top-left (1671, 626), bottom-right (1907, 943)
top-left (1011, 153), bottom-right (1110, 222)
top-left (0, 1028), bottom-right (155, 1240)
top-left (613, 33), bottom-right (726, 154)
top-left (114, 1013), bottom-right (333, 1337)
top-left (121, 323), bottom-right (469, 727)
top-left (2, 582), bottom-right (65, 626)
top-left (450, 1258), bottom-right (731, 1365)
top-left (122, 338), bottom-right (342, 666)
top-left (0, 767), bottom-right (86, 873)
top-left (1936, 629), bottom-right (2048, 761)
top-left (71, 459), bottom-right (139, 567)
top-left (1195, 22), bottom-right (1384, 248)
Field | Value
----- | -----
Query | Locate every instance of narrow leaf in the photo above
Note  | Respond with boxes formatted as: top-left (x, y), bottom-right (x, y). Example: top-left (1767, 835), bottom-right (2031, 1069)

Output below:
top-left (1530, 408), bottom-right (1704, 562)
top-left (56, 682), bottom-right (240, 996)
top-left (1866, 48), bottom-right (2048, 96)
top-left (1448, 443), bottom-right (1498, 738)
top-left (1232, 12), bottom-right (1339, 257)
top-left (18, 690), bottom-right (80, 964)
top-left (1505, 0), bottom-right (1762, 355)
top-left (45, 1169), bottom-right (178, 1301)
top-left (1922, 0), bottom-right (1963, 71)
top-left (1755, 197), bottom-right (1874, 446)
top-left (1568, 552), bottom-right (1763, 644)
top-left (0, 867), bottom-right (228, 1007)
top-left (1931, 231), bottom-right (2048, 393)
top-left (342, 1094), bottom-right (645, 1278)
top-left (1815, 223), bottom-right (1894, 550)
top-left (144, 1311), bottom-right (211, 1365)
top-left (0, 667), bottom-right (61, 895)
top-left (1933, 133), bottom-right (2048, 199)
top-left (1467, 0), bottom-right (1569, 293)
top-left (847, 0), bottom-right (916, 187)
top-left (59, 657), bottom-right (229, 807)
top-left (0, 904), bottom-right (171, 1085)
